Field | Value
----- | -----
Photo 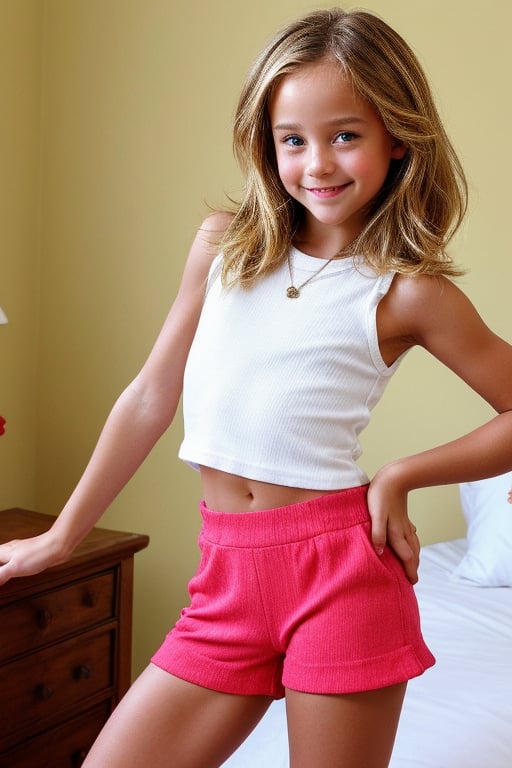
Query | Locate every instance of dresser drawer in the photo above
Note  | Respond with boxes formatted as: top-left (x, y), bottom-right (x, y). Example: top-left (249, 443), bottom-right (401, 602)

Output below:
top-left (0, 571), bottom-right (115, 662)
top-left (0, 509), bottom-right (149, 762)
top-left (0, 701), bottom-right (111, 767)
top-left (1, 628), bottom-right (114, 737)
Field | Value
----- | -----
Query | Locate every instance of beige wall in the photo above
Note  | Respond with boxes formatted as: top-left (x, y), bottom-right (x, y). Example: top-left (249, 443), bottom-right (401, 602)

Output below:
top-left (2, 0), bottom-right (511, 676)
top-left (0, 0), bottom-right (43, 509)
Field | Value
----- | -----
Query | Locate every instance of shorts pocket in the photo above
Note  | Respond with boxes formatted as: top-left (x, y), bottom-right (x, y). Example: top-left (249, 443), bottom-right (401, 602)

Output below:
top-left (355, 521), bottom-right (411, 642)
top-left (357, 520), bottom-right (410, 582)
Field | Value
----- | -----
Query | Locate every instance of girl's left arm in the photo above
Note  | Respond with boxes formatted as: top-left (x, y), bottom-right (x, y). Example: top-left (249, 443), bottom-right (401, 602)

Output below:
top-left (370, 274), bottom-right (512, 582)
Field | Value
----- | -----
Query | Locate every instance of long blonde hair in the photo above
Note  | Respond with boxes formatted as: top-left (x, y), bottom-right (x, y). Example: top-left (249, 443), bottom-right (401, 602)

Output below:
top-left (220, 7), bottom-right (467, 287)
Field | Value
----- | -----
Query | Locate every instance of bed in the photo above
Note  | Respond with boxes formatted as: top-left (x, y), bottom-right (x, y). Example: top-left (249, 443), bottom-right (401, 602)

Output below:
top-left (222, 475), bottom-right (512, 768)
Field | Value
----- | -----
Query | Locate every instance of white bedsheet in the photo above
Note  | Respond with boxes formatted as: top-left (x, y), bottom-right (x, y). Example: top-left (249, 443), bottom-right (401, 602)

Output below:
top-left (222, 539), bottom-right (512, 768)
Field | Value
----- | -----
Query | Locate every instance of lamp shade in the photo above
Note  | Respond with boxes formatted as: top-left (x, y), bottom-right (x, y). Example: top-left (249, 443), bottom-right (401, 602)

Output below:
top-left (0, 306), bottom-right (8, 324)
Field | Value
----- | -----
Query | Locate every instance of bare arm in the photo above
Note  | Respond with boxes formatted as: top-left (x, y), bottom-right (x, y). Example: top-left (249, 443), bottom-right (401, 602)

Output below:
top-left (0, 214), bottom-right (229, 585)
top-left (370, 274), bottom-right (512, 582)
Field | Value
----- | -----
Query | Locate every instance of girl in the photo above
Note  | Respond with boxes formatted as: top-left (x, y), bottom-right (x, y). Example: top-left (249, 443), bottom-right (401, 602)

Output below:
top-left (2, 8), bottom-right (512, 768)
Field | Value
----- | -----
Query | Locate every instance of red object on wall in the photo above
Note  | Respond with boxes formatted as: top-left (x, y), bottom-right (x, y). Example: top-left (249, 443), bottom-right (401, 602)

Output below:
top-left (0, 416), bottom-right (6, 435)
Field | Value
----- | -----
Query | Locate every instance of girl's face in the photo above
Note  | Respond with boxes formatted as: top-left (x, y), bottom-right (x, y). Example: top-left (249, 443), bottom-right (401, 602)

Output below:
top-left (269, 57), bottom-right (406, 253)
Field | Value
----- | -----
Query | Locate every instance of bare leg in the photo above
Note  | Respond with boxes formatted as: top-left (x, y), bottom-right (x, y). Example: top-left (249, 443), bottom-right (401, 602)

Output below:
top-left (83, 664), bottom-right (272, 768)
top-left (286, 683), bottom-right (407, 768)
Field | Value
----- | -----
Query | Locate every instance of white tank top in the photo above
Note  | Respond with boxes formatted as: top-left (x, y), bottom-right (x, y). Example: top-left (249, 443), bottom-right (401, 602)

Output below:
top-left (179, 247), bottom-right (406, 490)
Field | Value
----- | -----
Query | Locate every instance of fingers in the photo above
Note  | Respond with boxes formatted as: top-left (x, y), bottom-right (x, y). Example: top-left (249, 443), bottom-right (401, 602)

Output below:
top-left (368, 487), bottom-right (389, 555)
top-left (369, 502), bottom-right (420, 583)
top-left (370, 516), bottom-right (387, 557)
top-left (0, 542), bottom-right (17, 587)
top-left (0, 535), bottom-right (61, 587)
top-left (387, 525), bottom-right (420, 584)
top-left (0, 563), bottom-right (14, 587)
top-left (367, 474), bottom-right (420, 583)
top-left (0, 540), bottom-right (16, 564)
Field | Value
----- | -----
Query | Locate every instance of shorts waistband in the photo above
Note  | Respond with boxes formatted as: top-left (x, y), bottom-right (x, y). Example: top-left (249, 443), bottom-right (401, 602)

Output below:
top-left (199, 485), bottom-right (370, 547)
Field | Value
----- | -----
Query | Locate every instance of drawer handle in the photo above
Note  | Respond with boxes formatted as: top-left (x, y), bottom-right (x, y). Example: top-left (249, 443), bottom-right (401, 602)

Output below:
top-left (82, 591), bottom-right (96, 607)
top-left (74, 664), bottom-right (92, 680)
top-left (36, 608), bottom-right (53, 628)
top-left (35, 683), bottom-right (54, 700)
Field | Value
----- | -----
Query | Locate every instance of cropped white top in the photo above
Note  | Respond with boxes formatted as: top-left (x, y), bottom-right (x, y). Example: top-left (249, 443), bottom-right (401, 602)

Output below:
top-left (179, 247), bottom-right (405, 490)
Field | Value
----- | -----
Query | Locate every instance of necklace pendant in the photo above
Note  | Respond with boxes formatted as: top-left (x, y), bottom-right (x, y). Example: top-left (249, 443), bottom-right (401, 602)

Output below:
top-left (286, 285), bottom-right (300, 299)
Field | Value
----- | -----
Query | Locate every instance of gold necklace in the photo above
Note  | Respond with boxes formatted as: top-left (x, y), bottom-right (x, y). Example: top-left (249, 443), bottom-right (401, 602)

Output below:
top-left (286, 251), bottom-right (339, 298)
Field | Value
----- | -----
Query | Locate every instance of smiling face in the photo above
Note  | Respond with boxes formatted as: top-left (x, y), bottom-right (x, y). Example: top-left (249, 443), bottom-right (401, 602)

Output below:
top-left (269, 57), bottom-right (406, 255)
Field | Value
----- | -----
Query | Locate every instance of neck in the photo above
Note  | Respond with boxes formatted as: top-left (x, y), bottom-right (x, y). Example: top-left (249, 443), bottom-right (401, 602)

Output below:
top-left (294, 218), bottom-right (362, 259)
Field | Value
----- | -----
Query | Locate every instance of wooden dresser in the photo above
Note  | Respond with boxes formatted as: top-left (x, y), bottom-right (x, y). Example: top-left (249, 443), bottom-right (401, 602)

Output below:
top-left (0, 508), bottom-right (149, 767)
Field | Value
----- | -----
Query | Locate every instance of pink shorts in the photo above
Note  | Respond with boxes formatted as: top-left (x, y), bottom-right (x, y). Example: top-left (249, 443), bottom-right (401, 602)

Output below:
top-left (151, 486), bottom-right (435, 698)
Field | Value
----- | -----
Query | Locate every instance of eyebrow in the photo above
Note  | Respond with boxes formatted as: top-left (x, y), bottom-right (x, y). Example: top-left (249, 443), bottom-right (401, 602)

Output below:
top-left (272, 117), bottom-right (367, 131)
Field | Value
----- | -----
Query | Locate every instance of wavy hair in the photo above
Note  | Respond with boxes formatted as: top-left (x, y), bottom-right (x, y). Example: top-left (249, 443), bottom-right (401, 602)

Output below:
top-left (219, 7), bottom-right (467, 287)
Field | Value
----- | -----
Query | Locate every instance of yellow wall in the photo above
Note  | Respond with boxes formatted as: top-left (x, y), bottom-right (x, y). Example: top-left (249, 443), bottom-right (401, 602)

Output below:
top-left (2, 0), bottom-right (511, 676)
top-left (0, 0), bottom-right (43, 509)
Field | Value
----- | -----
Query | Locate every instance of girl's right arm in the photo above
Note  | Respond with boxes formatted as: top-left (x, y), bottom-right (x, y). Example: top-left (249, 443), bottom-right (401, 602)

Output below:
top-left (0, 214), bottom-right (228, 586)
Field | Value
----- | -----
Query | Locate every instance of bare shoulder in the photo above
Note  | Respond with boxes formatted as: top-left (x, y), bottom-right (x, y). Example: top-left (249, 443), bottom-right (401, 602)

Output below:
top-left (384, 272), bottom-right (512, 411)
top-left (383, 272), bottom-right (476, 344)
top-left (377, 271), bottom-right (494, 367)
top-left (201, 209), bottom-right (235, 235)
top-left (388, 272), bottom-right (457, 311)
top-left (196, 210), bottom-right (235, 252)
top-left (179, 210), bottom-right (234, 292)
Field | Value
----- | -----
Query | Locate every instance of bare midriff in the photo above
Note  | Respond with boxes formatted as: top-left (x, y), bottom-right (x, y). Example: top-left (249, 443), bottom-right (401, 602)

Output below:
top-left (199, 465), bottom-right (342, 513)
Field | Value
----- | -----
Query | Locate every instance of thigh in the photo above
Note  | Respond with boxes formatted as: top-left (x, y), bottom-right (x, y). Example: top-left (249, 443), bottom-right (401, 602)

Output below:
top-left (83, 664), bottom-right (272, 768)
top-left (286, 683), bottom-right (407, 768)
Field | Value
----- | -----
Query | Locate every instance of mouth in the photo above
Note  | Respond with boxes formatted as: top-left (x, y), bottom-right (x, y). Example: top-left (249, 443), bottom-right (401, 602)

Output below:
top-left (305, 184), bottom-right (349, 198)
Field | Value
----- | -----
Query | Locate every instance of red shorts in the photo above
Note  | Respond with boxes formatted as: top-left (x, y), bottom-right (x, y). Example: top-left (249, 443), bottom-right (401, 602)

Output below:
top-left (151, 486), bottom-right (435, 698)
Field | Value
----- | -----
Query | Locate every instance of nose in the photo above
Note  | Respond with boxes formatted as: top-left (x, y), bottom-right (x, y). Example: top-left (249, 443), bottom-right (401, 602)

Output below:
top-left (306, 144), bottom-right (336, 177)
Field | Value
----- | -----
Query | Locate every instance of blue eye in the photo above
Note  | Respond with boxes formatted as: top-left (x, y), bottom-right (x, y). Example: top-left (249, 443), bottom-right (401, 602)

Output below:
top-left (335, 131), bottom-right (356, 143)
top-left (283, 135), bottom-right (305, 147)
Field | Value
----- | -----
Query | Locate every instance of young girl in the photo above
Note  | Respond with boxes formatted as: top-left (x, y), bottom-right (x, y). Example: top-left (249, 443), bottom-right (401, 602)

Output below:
top-left (1, 8), bottom-right (512, 768)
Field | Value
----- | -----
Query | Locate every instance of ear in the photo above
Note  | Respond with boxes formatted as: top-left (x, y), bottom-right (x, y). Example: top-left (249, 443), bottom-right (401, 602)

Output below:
top-left (390, 139), bottom-right (407, 160)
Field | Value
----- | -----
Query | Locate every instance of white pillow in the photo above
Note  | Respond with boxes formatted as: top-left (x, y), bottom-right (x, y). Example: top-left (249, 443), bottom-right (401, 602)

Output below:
top-left (453, 472), bottom-right (512, 586)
